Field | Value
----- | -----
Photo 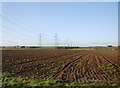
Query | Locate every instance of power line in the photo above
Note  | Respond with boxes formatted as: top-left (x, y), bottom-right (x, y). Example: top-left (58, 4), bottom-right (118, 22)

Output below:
top-left (0, 12), bottom-right (42, 46)
top-left (2, 9), bottom-right (35, 33)
top-left (1, 24), bottom-right (39, 46)
top-left (0, 14), bottom-right (34, 35)
top-left (1, 24), bottom-right (36, 40)
top-left (2, 29), bottom-right (39, 46)
top-left (2, 30), bottom-right (32, 45)
top-left (66, 38), bottom-right (69, 47)
top-left (39, 34), bottom-right (42, 47)
top-left (55, 33), bottom-right (59, 47)
top-left (70, 41), bottom-right (73, 47)
top-left (0, 11), bottom-right (63, 46)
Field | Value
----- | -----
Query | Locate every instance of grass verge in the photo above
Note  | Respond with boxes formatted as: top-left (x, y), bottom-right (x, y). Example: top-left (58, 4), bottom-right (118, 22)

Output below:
top-left (1, 72), bottom-right (120, 88)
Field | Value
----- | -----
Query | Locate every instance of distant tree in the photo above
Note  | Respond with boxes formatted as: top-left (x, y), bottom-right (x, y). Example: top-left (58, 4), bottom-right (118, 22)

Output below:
top-left (107, 45), bottom-right (112, 47)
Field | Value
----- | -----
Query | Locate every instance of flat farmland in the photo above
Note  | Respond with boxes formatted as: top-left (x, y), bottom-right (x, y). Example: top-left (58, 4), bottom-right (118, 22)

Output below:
top-left (2, 49), bottom-right (119, 83)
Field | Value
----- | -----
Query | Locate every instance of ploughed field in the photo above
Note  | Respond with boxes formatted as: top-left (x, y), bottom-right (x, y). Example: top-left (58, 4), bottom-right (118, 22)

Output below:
top-left (2, 49), bottom-right (119, 83)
